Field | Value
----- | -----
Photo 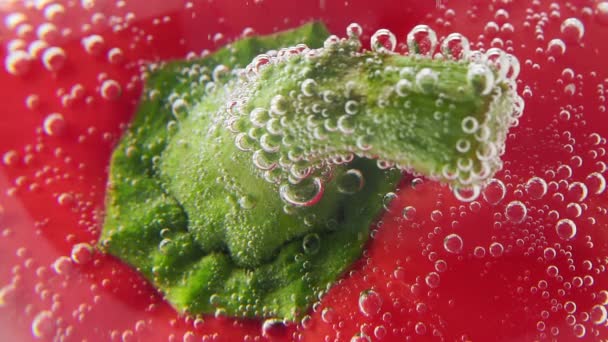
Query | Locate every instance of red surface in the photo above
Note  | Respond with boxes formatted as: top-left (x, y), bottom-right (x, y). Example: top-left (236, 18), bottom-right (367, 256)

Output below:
top-left (0, 0), bottom-right (607, 341)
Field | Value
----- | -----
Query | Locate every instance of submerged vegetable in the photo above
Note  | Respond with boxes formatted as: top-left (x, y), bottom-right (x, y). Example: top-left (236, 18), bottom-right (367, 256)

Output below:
top-left (100, 22), bottom-right (522, 320)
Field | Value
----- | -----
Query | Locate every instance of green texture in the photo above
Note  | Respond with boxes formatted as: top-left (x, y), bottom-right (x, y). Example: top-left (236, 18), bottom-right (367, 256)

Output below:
top-left (100, 22), bottom-right (519, 321)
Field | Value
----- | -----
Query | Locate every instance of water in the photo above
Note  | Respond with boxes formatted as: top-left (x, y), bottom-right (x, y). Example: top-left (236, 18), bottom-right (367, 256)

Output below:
top-left (0, 0), bottom-right (607, 341)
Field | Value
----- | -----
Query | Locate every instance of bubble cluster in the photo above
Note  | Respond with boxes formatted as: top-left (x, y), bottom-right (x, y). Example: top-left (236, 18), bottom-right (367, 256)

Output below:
top-left (219, 24), bottom-right (522, 206)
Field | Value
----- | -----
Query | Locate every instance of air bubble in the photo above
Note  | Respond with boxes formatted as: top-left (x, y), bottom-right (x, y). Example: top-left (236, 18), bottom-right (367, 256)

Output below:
top-left (42, 46), bottom-right (66, 71)
top-left (382, 192), bottom-right (397, 210)
top-left (300, 78), bottom-right (317, 97)
top-left (171, 98), bottom-right (188, 119)
top-left (586, 172), bottom-right (606, 194)
top-left (358, 289), bottom-right (382, 317)
top-left (560, 18), bottom-right (585, 43)
top-left (81, 35), bottom-right (105, 55)
top-left (505, 201), bottom-right (527, 224)
top-left (279, 178), bottom-right (324, 207)
top-left (489, 242), bottom-right (504, 257)
top-left (302, 233), bottom-right (320, 254)
top-left (443, 233), bottom-right (463, 254)
top-left (402, 206), bottom-right (416, 220)
top-left (547, 39), bottom-right (566, 57)
top-left (5, 50), bottom-right (31, 76)
top-left (346, 23), bottom-right (363, 38)
top-left (100, 79), bottom-right (121, 100)
top-left (525, 177), bottom-right (548, 199)
top-left (395, 79), bottom-right (412, 96)
top-left (370, 29), bottom-right (396, 53)
top-left (555, 219), bottom-right (577, 240)
top-left (452, 185), bottom-right (481, 202)
top-left (415, 68), bottom-right (438, 93)
top-left (31, 310), bottom-right (54, 338)
top-left (270, 95), bottom-right (288, 115)
top-left (406, 25), bottom-right (438, 56)
top-left (71, 243), bottom-right (93, 265)
top-left (43, 113), bottom-right (65, 136)
top-left (337, 169), bottom-right (365, 194)
top-left (107, 47), bottom-right (124, 64)
top-left (467, 63), bottom-right (495, 95)
top-left (482, 179), bottom-right (506, 205)
top-left (440, 32), bottom-right (470, 60)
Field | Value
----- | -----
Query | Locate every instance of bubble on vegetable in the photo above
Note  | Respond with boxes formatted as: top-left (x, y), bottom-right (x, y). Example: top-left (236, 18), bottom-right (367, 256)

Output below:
top-left (82, 34), bottom-right (105, 55)
top-left (70, 243), bottom-right (93, 265)
top-left (337, 169), bottom-right (365, 194)
top-left (43, 113), bottom-right (66, 136)
top-left (370, 29), bottom-right (396, 53)
top-left (406, 25), bottom-right (437, 56)
top-left (560, 18), bottom-right (585, 43)
top-left (525, 177), bottom-right (548, 199)
top-left (505, 200), bottom-right (527, 224)
top-left (482, 178), bottom-right (506, 205)
top-left (443, 233), bottom-right (463, 254)
top-left (42, 46), bottom-right (66, 72)
top-left (5, 50), bottom-right (31, 76)
top-left (555, 219), bottom-right (577, 240)
top-left (279, 177), bottom-right (324, 207)
top-left (358, 289), bottom-right (382, 317)
top-left (31, 310), bottom-right (54, 338)
top-left (440, 32), bottom-right (470, 60)
top-left (346, 22), bottom-right (363, 39)
top-left (100, 79), bottom-right (121, 100)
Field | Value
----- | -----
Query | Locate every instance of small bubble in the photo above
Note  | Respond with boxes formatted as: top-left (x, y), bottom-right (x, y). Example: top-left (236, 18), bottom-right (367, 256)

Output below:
top-left (596, 2), bottom-right (608, 26)
top-left (370, 29), bottom-right (396, 53)
top-left (100, 79), bottom-right (122, 100)
top-left (440, 32), bottom-right (470, 60)
top-left (270, 95), bottom-right (288, 115)
top-left (489, 242), bottom-right (504, 257)
top-left (71, 243), bottom-right (93, 265)
top-left (81, 34), bottom-right (105, 55)
top-left (346, 22), bottom-right (363, 38)
top-left (555, 219), bottom-right (577, 240)
top-left (407, 25), bottom-right (438, 56)
top-left (42, 46), bottom-right (66, 72)
top-left (590, 305), bottom-right (607, 325)
top-left (415, 322), bottom-right (427, 335)
top-left (280, 178), bottom-right (324, 207)
top-left (171, 98), bottom-right (188, 119)
top-left (43, 113), bottom-right (66, 136)
top-left (359, 289), bottom-right (382, 317)
top-left (543, 247), bottom-right (556, 260)
top-left (261, 318), bottom-right (287, 338)
top-left (547, 39), bottom-right (566, 57)
top-left (425, 272), bottom-right (441, 288)
top-left (415, 68), bottom-right (439, 93)
top-left (4, 50), bottom-right (31, 76)
top-left (107, 47), bottom-right (124, 64)
top-left (586, 172), bottom-right (606, 195)
top-left (482, 179), bottom-right (506, 205)
top-left (505, 200), bottom-right (527, 224)
top-left (52, 256), bottom-right (73, 275)
top-left (560, 18), bottom-right (585, 43)
top-left (31, 310), bottom-right (54, 338)
top-left (443, 233), bottom-right (463, 254)
top-left (302, 233), bottom-right (320, 255)
top-left (337, 169), bottom-right (365, 194)
top-left (525, 177), bottom-right (548, 199)
top-left (300, 78), bottom-right (317, 97)
top-left (382, 192), bottom-right (397, 210)
top-left (402, 206), bottom-right (416, 220)
top-left (567, 182), bottom-right (588, 202)
top-left (467, 63), bottom-right (495, 95)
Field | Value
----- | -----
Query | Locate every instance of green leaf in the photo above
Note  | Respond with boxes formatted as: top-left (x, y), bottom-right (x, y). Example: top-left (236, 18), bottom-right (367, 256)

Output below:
top-left (101, 22), bottom-right (521, 321)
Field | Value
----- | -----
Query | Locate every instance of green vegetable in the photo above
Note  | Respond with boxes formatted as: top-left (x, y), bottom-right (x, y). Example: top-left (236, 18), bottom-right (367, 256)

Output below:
top-left (100, 22), bottom-right (521, 321)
